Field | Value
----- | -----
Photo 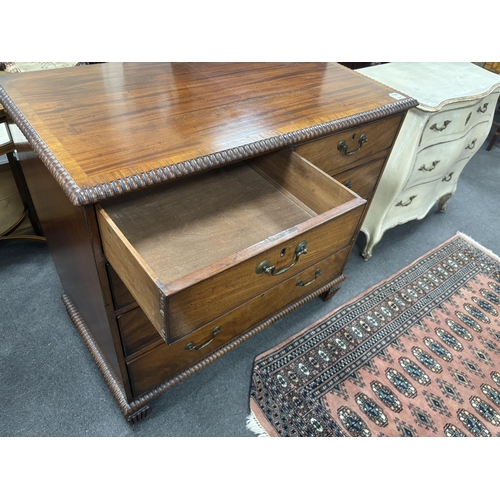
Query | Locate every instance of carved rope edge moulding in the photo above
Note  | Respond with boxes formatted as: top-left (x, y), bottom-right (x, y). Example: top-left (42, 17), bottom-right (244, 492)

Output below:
top-left (62, 275), bottom-right (345, 419)
top-left (0, 87), bottom-right (418, 207)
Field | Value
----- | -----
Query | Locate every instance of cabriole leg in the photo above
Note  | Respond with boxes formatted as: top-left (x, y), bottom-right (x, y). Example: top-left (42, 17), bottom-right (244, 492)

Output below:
top-left (438, 194), bottom-right (452, 212)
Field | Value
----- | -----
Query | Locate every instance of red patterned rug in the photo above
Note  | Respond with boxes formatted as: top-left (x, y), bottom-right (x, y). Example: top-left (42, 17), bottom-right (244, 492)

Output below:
top-left (247, 233), bottom-right (500, 437)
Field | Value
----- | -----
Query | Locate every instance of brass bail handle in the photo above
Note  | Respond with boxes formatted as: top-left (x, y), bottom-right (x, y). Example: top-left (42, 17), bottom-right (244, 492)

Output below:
top-left (337, 133), bottom-right (368, 156)
top-left (465, 139), bottom-right (477, 150)
top-left (256, 241), bottom-right (308, 276)
top-left (296, 269), bottom-right (321, 287)
top-left (185, 326), bottom-right (221, 351)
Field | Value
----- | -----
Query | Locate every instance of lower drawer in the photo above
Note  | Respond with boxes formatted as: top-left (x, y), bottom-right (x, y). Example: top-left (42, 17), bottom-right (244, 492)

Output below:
top-left (166, 206), bottom-right (362, 343)
top-left (126, 246), bottom-right (351, 397)
top-left (117, 306), bottom-right (161, 358)
top-left (332, 157), bottom-right (386, 200)
top-left (106, 263), bottom-right (135, 311)
top-left (385, 183), bottom-right (436, 225)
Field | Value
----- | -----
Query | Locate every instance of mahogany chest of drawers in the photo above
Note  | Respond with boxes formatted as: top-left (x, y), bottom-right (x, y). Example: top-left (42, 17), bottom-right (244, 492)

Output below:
top-left (0, 63), bottom-right (417, 422)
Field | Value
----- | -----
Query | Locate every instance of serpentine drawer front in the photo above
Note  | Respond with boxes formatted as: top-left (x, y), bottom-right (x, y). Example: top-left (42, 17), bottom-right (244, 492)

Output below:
top-left (97, 149), bottom-right (366, 345)
top-left (404, 121), bottom-right (491, 190)
top-left (419, 93), bottom-right (497, 148)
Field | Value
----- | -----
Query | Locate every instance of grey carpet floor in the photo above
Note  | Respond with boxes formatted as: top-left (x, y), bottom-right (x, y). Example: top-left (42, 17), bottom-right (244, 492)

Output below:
top-left (1, 124), bottom-right (499, 437)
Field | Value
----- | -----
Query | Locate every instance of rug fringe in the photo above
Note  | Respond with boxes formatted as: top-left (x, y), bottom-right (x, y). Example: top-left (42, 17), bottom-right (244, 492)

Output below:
top-left (246, 411), bottom-right (269, 437)
top-left (456, 232), bottom-right (500, 259)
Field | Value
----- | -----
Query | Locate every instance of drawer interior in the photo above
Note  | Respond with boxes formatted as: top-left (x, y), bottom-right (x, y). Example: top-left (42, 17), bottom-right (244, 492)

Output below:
top-left (101, 160), bottom-right (307, 283)
top-left (98, 150), bottom-right (356, 286)
top-left (97, 149), bottom-right (364, 342)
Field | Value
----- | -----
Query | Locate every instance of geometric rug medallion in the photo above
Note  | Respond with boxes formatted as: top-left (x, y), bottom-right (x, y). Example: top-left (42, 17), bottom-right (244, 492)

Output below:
top-left (247, 233), bottom-right (500, 436)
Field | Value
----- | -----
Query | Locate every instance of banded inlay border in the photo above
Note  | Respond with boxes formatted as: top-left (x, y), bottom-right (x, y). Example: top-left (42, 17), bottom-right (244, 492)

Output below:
top-left (0, 85), bottom-right (418, 207)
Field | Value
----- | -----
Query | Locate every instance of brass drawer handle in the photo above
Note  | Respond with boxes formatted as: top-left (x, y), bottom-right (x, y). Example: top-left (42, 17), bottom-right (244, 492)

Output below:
top-left (396, 196), bottom-right (416, 207)
top-left (430, 120), bottom-right (451, 132)
top-left (344, 179), bottom-right (352, 189)
top-left (256, 241), bottom-right (308, 276)
top-left (337, 133), bottom-right (368, 156)
top-left (442, 172), bottom-right (454, 182)
top-left (465, 112), bottom-right (472, 126)
top-left (185, 326), bottom-right (221, 351)
top-left (477, 103), bottom-right (489, 113)
top-left (465, 139), bottom-right (477, 150)
top-left (296, 269), bottom-right (321, 287)
top-left (418, 160), bottom-right (440, 172)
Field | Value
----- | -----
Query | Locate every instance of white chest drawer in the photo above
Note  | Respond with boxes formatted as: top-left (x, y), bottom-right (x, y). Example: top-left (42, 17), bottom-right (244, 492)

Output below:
top-left (404, 120), bottom-right (492, 190)
top-left (419, 94), bottom-right (497, 149)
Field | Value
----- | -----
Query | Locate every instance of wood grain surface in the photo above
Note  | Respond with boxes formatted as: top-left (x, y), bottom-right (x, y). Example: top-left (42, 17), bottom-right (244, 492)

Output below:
top-left (97, 153), bottom-right (366, 342)
top-left (126, 247), bottom-right (351, 397)
top-left (0, 63), bottom-right (417, 205)
top-left (332, 157), bottom-right (386, 199)
top-left (100, 161), bottom-right (314, 283)
top-left (294, 114), bottom-right (403, 175)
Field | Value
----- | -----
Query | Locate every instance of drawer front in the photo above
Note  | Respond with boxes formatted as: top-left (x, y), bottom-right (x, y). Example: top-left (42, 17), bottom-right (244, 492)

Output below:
top-left (458, 121), bottom-right (492, 156)
top-left (405, 143), bottom-right (461, 188)
top-left (127, 247), bottom-right (351, 398)
top-left (406, 120), bottom-right (492, 190)
top-left (435, 158), bottom-right (470, 195)
top-left (295, 115), bottom-right (403, 175)
top-left (117, 306), bottom-right (161, 358)
top-left (167, 206), bottom-right (364, 343)
top-left (332, 157), bottom-right (385, 200)
top-left (385, 183), bottom-right (438, 227)
top-left (420, 93), bottom-right (498, 149)
top-left (386, 155), bottom-right (478, 230)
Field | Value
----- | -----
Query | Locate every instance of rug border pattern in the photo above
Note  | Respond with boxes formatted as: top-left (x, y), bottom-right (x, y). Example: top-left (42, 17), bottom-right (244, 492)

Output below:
top-left (248, 233), bottom-right (500, 436)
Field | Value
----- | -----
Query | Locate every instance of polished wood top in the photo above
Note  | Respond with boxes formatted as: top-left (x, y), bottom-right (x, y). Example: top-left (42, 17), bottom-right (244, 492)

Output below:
top-left (0, 62), bottom-right (417, 206)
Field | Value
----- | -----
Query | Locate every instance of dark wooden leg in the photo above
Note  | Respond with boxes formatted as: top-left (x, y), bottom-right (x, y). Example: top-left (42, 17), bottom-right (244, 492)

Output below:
top-left (127, 405), bottom-right (151, 425)
top-left (7, 151), bottom-right (44, 236)
top-left (320, 285), bottom-right (342, 302)
top-left (486, 123), bottom-right (500, 151)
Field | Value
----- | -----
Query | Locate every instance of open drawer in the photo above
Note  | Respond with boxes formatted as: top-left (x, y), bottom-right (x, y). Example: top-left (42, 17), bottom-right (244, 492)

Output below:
top-left (96, 149), bottom-right (366, 344)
